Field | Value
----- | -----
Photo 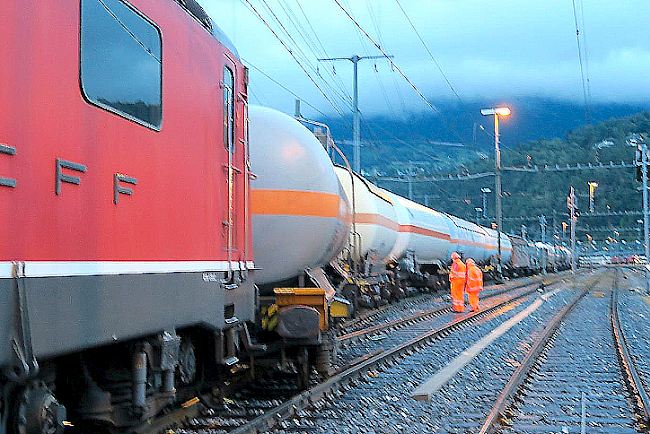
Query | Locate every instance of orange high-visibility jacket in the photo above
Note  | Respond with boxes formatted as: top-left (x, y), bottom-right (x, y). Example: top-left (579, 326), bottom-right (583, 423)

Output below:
top-left (466, 263), bottom-right (483, 293)
top-left (450, 260), bottom-right (466, 285)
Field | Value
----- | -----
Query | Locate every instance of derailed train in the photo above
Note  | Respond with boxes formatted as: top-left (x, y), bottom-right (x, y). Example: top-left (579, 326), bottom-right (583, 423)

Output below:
top-left (0, 1), bottom-right (570, 433)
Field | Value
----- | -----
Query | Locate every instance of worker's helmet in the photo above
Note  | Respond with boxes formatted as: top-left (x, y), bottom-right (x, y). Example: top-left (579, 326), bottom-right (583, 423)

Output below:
top-left (451, 252), bottom-right (460, 260)
top-left (466, 258), bottom-right (475, 265)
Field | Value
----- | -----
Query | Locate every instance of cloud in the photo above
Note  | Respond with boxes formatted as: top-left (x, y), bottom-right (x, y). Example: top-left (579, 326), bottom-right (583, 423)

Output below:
top-left (202, 0), bottom-right (650, 116)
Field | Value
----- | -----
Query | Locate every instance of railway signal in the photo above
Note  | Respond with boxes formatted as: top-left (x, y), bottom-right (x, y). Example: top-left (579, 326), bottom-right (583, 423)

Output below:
top-left (568, 187), bottom-right (577, 272)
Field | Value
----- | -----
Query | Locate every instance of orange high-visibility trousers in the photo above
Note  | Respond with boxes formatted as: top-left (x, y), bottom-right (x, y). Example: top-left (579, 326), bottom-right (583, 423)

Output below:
top-left (449, 259), bottom-right (466, 312)
top-left (465, 263), bottom-right (483, 312)
top-left (468, 291), bottom-right (479, 311)
top-left (451, 281), bottom-right (465, 312)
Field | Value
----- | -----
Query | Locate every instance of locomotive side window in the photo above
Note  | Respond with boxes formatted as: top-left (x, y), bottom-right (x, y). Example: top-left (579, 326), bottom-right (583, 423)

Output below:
top-left (80, 0), bottom-right (162, 129)
top-left (223, 66), bottom-right (235, 152)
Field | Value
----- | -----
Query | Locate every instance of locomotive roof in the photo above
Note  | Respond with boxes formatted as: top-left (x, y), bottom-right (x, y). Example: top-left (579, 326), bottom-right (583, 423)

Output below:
top-left (175, 0), bottom-right (240, 59)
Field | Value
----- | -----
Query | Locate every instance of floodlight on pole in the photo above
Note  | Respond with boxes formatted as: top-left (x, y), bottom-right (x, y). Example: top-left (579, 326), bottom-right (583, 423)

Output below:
top-left (588, 182), bottom-right (598, 213)
top-left (481, 106), bottom-right (511, 279)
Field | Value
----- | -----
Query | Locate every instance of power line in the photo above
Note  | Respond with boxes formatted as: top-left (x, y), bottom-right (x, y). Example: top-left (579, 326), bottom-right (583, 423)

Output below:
top-left (393, 0), bottom-right (461, 104)
top-left (243, 58), bottom-right (327, 117)
top-left (571, 0), bottom-right (590, 122)
top-left (332, 0), bottom-right (436, 113)
top-left (332, 0), bottom-right (468, 144)
top-left (272, 0), bottom-right (354, 107)
top-left (578, 0), bottom-right (592, 109)
top-left (372, 160), bottom-right (636, 183)
top-left (240, 0), bottom-right (344, 116)
top-left (256, 0), bottom-right (351, 109)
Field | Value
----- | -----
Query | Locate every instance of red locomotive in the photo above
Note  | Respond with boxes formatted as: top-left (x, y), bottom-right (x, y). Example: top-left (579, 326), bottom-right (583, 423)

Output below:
top-left (1, 0), bottom-right (257, 431)
top-left (0, 1), bottom-right (571, 433)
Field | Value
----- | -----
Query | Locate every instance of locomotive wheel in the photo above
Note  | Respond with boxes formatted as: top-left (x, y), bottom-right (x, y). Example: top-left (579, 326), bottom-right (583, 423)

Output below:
top-left (13, 381), bottom-right (66, 434)
top-left (177, 338), bottom-right (197, 386)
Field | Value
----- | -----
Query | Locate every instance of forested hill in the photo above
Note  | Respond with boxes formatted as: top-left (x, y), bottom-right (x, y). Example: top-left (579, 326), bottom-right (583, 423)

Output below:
top-left (322, 97), bottom-right (647, 167)
top-left (329, 105), bottom-right (650, 246)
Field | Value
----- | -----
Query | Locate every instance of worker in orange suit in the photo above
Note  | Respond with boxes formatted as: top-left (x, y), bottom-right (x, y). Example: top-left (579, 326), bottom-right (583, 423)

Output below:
top-left (465, 258), bottom-right (483, 312)
top-left (449, 252), bottom-right (466, 312)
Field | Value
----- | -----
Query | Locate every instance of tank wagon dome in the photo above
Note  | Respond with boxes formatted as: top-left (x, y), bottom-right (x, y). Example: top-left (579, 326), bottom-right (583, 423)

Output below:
top-left (249, 106), bottom-right (351, 286)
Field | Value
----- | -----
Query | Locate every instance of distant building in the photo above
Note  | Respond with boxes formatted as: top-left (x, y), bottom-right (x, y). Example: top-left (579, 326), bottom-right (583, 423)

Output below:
top-left (594, 138), bottom-right (614, 149)
top-left (626, 133), bottom-right (644, 146)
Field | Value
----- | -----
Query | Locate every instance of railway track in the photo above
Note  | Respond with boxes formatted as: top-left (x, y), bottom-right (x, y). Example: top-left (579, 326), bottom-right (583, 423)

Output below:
top-left (337, 272), bottom-right (572, 337)
top-left (138, 271), bottom-right (581, 434)
top-left (478, 268), bottom-right (650, 434)
top-left (189, 273), bottom-right (581, 434)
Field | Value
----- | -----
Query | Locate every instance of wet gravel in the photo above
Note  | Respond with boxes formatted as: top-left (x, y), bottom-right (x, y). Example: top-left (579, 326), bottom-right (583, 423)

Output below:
top-left (500, 269), bottom-right (637, 434)
top-left (617, 267), bottom-right (650, 398)
top-left (339, 274), bottom-right (558, 336)
top-left (262, 273), bottom-right (589, 434)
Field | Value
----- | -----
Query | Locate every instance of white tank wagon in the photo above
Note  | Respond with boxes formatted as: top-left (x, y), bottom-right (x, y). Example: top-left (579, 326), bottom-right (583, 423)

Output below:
top-left (334, 166), bottom-right (400, 267)
top-left (504, 235), bottom-right (541, 276)
top-left (489, 226), bottom-right (513, 265)
top-left (387, 193), bottom-right (454, 268)
top-left (443, 215), bottom-right (511, 265)
top-left (248, 106), bottom-right (351, 292)
top-left (556, 245), bottom-right (572, 270)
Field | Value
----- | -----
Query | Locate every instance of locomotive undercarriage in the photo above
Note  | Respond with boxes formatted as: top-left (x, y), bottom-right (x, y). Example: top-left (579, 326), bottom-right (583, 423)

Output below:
top-left (0, 324), bottom-right (272, 434)
top-left (0, 268), bottom-right (259, 434)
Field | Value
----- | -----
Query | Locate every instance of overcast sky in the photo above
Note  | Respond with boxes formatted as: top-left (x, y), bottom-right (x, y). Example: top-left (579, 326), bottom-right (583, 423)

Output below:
top-left (202, 0), bottom-right (650, 119)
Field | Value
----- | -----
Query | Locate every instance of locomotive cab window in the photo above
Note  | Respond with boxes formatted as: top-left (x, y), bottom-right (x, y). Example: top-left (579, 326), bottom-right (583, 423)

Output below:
top-left (80, 0), bottom-right (162, 129)
top-left (223, 66), bottom-right (235, 153)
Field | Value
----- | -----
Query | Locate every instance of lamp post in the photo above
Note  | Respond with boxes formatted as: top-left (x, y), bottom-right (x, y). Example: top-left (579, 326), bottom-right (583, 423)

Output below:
top-left (481, 106), bottom-right (511, 278)
top-left (481, 187), bottom-right (491, 218)
top-left (588, 182), bottom-right (598, 213)
top-left (475, 207), bottom-right (482, 225)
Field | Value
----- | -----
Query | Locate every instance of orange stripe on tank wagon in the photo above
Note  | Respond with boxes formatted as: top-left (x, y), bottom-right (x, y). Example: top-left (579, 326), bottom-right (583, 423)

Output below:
top-left (251, 190), bottom-right (341, 218)
top-left (399, 225), bottom-right (452, 240)
top-left (355, 213), bottom-right (400, 231)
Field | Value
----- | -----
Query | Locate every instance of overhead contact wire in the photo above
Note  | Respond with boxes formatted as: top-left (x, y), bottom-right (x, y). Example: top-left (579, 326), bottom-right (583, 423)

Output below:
top-left (571, 0), bottom-right (590, 122)
top-left (241, 0), bottom-right (344, 116)
top-left (332, 0), bottom-right (466, 143)
top-left (393, 0), bottom-right (461, 104)
top-left (243, 58), bottom-right (327, 117)
top-left (578, 0), bottom-right (592, 108)
top-left (258, 0), bottom-right (350, 108)
top-left (332, 0), bottom-right (437, 114)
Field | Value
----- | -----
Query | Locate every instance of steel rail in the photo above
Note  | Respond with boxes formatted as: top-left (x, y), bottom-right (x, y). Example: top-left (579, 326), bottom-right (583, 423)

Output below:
top-left (137, 271), bottom-right (575, 434)
top-left (338, 272), bottom-right (572, 343)
top-left (610, 269), bottom-right (650, 426)
top-left (476, 279), bottom-right (595, 434)
top-left (229, 284), bottom-right (557, 434)
top-left (336, 274), bottom-right (559, 334)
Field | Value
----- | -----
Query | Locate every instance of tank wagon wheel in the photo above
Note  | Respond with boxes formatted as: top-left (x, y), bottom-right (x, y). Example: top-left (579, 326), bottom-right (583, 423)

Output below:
top-left (12, 380), bottom-right (67, 434)
top-left (341, 284), bottom-right (359, 317)
top-left (296, 346), bottom-right (311, 390)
